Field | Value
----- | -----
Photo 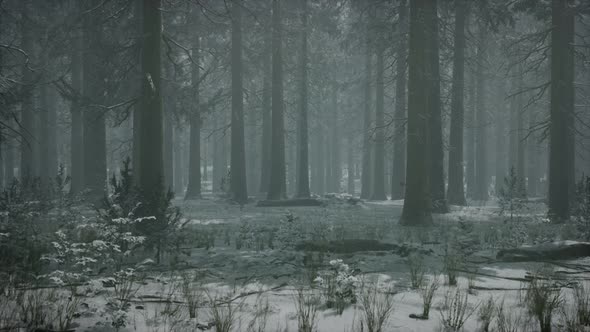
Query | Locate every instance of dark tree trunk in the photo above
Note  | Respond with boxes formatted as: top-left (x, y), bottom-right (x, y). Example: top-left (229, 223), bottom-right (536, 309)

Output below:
top-left (391, 0), bottom-right (407, 200)
top-left (428, 0), bottom-right (447, 212)
top-left (548, 0), bottom-right (574, 222)
top-left (212, 112), bottom-right (227, 193)
top-left (347, 134), bottom-right (355, 195)
top-left (132, 0), bottom-right (142, 183)
top-left (494, 79), bottom-right (507, 195)
top-left (19, 1), bottom-right (34, 180)
top-left (230, 0), bottom-right (248, 204)
top-left (399, 0), bottom-right (435, 226)
top-left (185, 7), bottom-right (201, 199)
top-left (465, 67), bottom-right (476, 199)
top-left (267, 0), bottom-right (286, 200)
top-left (516, 73), bottom-right (527, 198)
top-left (39, 78), bottom-right (52, 185)
top-left (173, 126), bottom-right (183, 195)
top-left (295, 0), bottom-right (310, 198)
top-left (259, 21), bottom-right (272, 195)
top-left (446, 0), bottom-right (467, 206)
top-left (361, 14), bottom-right (373, 199)
top-left (82, 5), bottom-right (106, 199)
top-left (473, 24), bottom-right (488, 202)
top-left (164, 115), bottom-right (174, 191)
top-left (313, 128), bottom-right (325, 194)
top-left (3, 134), bottom-right (13, 185)
top-left (527, 110), bottom-right (539, 197)
top-left (371, 45), bottom-right (387, 200)
top-left (330, 87), bottom-right (341, 194)
top-left (138, 0), bottom-right (164, 196)
top-left (70, 15), bottom-right (84, 194)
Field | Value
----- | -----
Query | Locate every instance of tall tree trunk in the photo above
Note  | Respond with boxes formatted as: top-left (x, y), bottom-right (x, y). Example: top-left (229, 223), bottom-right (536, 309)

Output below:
top-left (259, 24), bottom-right (272, 195)
top-left (82, 5), bottom-right (106, 199)
top-left (361, 17), bottom-right (373, 199)
top-left (313, 128), bottom-right (325, 194)
top-left (527, 110), bottom-right (539, 197)
top-left (212, 112), bottom-right (227, 193)
top-left (19, 0), bottom-right (34, 180)
top-left (132, 0), bottom-right (142, 183)
top-left (173, 126), bottom-right (183, 195)
top-left (70, 11), bottom-right (84, 194)
top-left (371, 45), bottom-right (387, 200)
top-left (230, 0), bottom-right (248, 203)
top-left (428, 0), bottom-right (447, 212)
top-left (163, 114), bottom-right (174, 191)
top-left (548, 0), bottom-right (574, 222)
top-left (267, 0), bottom-right (286, 200)
top-left (185, 7), bottom-right (201, 199)
top-left (391, 0), bottom-right (407, 200)
top-left (399, 0), bottom-right (434, 226)
top-left (295, 0), bottom-right (310, 198)
top-left (138, 0), bottom-right (164, 196)
top-left (465, 66), bottom-right (476, 199)
top-left (473, 24), bottom-right (488, 202)
top-left (516, 73), bottom-right (527, 198)
top-left (4, 132), bottom-right (13, 184)
top-left (39, 75), bottom-right (51, 185)
top-left (447, 0), bottom-right (467, 206)
top-left (494, 79), bottom-right (507, 195)
top-left (347, 134), bottom-right (355, 195)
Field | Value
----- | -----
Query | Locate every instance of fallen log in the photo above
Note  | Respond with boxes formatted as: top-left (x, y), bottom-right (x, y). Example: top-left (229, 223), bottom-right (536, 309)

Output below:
top-left (295, 239), bottom-right (433, 256)
top-left (497, 241), bottom-right (590, 262)
top-left (256, 198), bottom-right (324, 207)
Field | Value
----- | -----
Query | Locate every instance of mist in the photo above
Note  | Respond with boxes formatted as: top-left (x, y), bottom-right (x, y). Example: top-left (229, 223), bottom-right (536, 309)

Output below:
top-left (0, 0), bottom-right (589, 331)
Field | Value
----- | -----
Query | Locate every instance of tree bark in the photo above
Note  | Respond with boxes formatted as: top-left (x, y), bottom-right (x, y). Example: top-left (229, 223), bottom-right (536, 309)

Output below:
top-left (70, 10), bottom-right (84, 194)
top-left (138, 0), bottom-right (164, 196)
top-left (82, 4), bottom-right (106, 199)
top-left (465, 65), bottom-right (476, 199)
top-left (548, 0), bottom-right (574, 222)
top-left (185, 6), bottom-right (201, 199)
top-left (295, 0), bottom-right (310, 198)
top-left (347, 134), bottom-right (355, 195)
top-left (391, 0), bottom-right (407, 200)
top-left (259, 27), bottom-right (272, 195)
top-left (399, 0), bottom-right (434, 226)
top-left (19, 0), bottom-right (35, 181)
top-left (446, 0), bottom-right (467, 206)
top-left (428, 0), bottom-right (447, 212)
top-left (371, 44), bottom-right (387, 200)
top-left (473, 23), bottom-right (488, 202)
top-left (267, 0), bottom-right (286, 200)
top-left (361, 9), bottom-right (373, 199)
top-left (230, 0), bottom-right (248, 203)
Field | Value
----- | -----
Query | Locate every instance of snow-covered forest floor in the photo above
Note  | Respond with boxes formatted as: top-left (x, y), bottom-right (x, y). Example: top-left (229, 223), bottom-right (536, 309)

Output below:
top-left (2, 193), bottom-right (590, 332)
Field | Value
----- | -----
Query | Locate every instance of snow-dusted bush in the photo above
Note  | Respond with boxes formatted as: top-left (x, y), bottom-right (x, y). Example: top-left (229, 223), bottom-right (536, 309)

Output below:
top-left (207, 292), bottom-right (242, 332)
top-left (525, 273), bottom-right (563, 332)
top-left (443, 247), bottom-right (461, 286)
top-left (104, 268), bottom-right (141, 330)
top-left (478, 296), bottom-right (495, 332)
top-left (417, 275), bottom-right (439, 320)
top-left (359, 282), bottom-right (395, 332)
top-left (100, 159), bottom-right (183, 264)
top-left (439, 288), bottom-right (476, 332)
top-left (181, 271), bottom-right (202, 319)
top-left (314, 259), bottom-right (358, 314)
top-left (406, 253), bottom-right (426, 289)
top-left (497, 167), bottom-right (527, 222)
top-left (495, 298), bottom-right (523, 332)
top-left (276, 211), bottom-right (306, 250)
top-left (294, 288), bottom-right (319, 332)
top-left (0, 169), bottom-right (80, 280)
